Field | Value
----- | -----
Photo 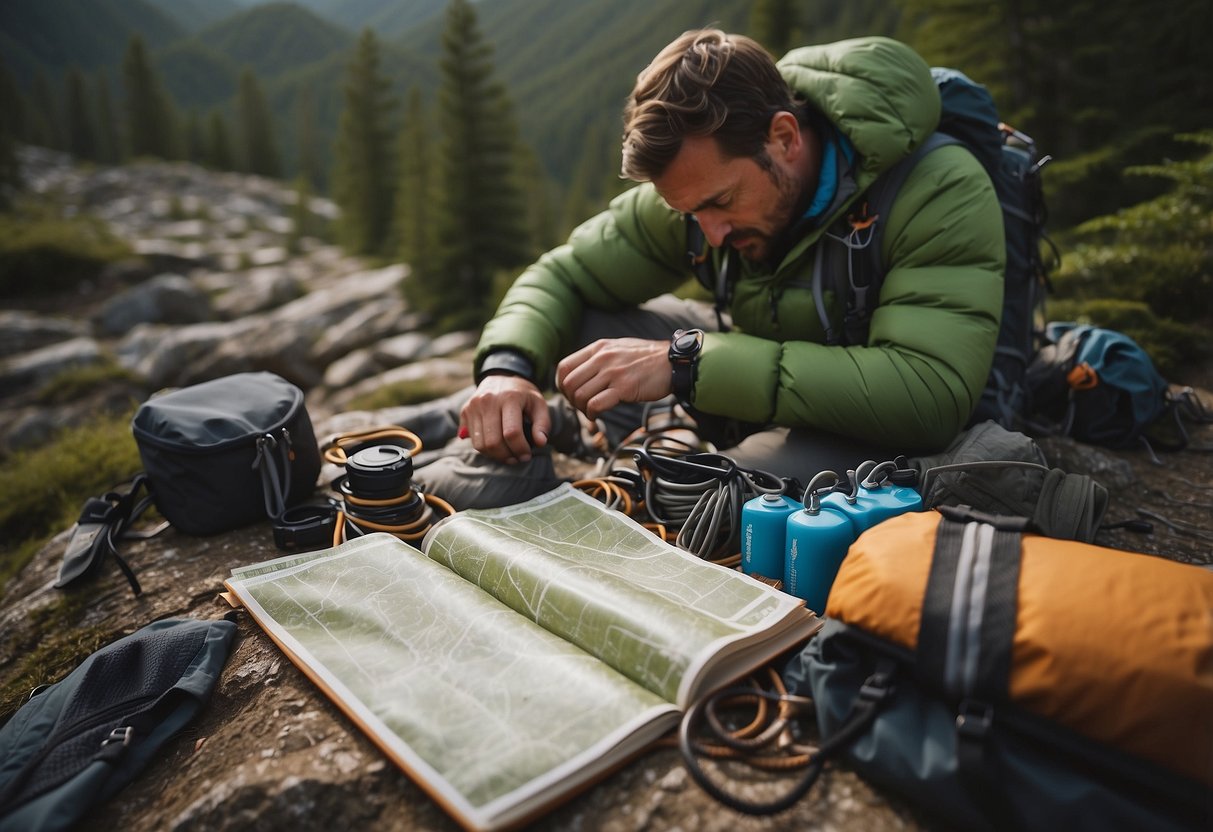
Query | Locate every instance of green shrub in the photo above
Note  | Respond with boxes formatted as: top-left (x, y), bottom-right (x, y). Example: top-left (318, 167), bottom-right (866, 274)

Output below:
top-left (33, 361), bottom-right (140, 406)
top-left (0, 206), bottom-right (131, 297)
top-left (1050, 131), bottom-right (1213, 339)
top-left (1043, 298), bottom-right (1206, 379)
top-left (0, 412), bottom-right (142, 590)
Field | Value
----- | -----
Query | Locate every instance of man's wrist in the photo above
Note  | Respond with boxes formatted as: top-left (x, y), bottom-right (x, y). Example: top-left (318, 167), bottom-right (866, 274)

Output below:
top-left (476, 349), bottom-right (536, 385)
top-left (668, 329), bottom-right (704, 402)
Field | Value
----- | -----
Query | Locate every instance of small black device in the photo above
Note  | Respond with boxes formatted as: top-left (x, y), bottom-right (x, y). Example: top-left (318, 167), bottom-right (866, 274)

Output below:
top-left (669, 328), bottom-right (705, 401)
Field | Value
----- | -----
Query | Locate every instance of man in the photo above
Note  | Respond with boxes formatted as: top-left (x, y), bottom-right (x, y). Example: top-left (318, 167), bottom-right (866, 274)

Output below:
top-left (422, 30), bottom-right (1004, 509)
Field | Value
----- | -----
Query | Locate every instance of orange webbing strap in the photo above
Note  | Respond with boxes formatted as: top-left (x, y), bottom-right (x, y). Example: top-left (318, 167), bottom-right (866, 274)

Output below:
top-left (334, 492), bottom-right (456, 545)
top-left (323, 426), bottom-right (423, 465)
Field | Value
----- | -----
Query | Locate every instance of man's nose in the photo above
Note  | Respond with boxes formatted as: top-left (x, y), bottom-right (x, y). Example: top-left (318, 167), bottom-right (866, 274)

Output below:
top-left (696, 214), bottom-right (731, 248)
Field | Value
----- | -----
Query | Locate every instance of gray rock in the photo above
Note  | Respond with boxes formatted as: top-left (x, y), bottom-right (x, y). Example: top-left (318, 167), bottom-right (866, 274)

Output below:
top-left (372, 332), bottom-right (430, 366)
top-left (0, 311), bottom-right (89, 358)
top-left (95, 274), bottom-right (213, 336)
top-left (310, 300), bottom-right (415, 366)
top-left (212, 267), bottom-right (303, 319)
top-left (326, 357), bottom-right (471, 411)
top-left (321, 348), bottom-right (381, 389)
top-left (424, 330), bottom-right (479, 359)
top-left (0, 336), bottom-right (102, 395)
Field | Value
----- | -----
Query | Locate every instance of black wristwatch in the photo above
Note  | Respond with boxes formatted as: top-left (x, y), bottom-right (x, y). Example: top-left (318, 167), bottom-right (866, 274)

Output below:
top-left (668, 328), bottom-right (704, 402)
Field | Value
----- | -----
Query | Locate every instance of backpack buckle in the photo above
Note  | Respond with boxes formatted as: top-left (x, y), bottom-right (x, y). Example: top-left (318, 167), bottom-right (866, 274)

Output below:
top-left (101, 725), bottom-right (133, 748)
top-left (955, 700), bottom-right (994, 740)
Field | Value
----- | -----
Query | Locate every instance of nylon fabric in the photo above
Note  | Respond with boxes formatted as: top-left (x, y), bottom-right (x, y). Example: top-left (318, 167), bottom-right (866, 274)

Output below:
top-left (828, 510), bottom-right (1213, 786)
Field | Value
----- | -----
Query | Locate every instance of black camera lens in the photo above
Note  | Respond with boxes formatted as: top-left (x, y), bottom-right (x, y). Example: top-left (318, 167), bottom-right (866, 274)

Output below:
top-left (345, 444), bottom-right (414, 499)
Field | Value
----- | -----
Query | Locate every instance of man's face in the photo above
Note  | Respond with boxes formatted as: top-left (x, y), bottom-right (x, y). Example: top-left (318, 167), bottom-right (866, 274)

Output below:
top-left (653, 134), bottom-right (803, 263)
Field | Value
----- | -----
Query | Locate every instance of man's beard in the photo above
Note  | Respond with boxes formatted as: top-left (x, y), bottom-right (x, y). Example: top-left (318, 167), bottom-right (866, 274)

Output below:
top-left (725, 161), bottom-right (808, 266)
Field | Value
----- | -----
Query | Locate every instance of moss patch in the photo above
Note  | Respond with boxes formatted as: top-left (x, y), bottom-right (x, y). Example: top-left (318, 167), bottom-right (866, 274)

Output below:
top-left (0, 412), bottom-right (142, 591)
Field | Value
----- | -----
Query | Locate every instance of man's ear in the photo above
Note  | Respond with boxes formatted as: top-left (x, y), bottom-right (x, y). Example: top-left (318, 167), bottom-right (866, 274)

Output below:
top-left (767, 111), bottom-right (802, 161)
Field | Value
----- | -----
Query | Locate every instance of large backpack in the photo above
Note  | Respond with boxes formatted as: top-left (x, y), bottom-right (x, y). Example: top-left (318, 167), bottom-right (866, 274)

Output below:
top-left (686, 67), bottom-right (1054, 429)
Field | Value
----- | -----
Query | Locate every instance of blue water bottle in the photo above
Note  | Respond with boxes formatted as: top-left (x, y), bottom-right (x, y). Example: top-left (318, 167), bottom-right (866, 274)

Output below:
top-left (823, 460), bottom-right (923, 535)
top-left (741, 492), bottom-right (802, 581)
top-left (784, 472), bottom-right (855, 614)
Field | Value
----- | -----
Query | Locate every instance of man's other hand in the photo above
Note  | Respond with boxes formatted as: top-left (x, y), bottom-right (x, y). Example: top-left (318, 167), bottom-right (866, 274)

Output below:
top-left (556, 338), bottom-right (672, 420)
top-left (460, 375), bottom-right (550, 464)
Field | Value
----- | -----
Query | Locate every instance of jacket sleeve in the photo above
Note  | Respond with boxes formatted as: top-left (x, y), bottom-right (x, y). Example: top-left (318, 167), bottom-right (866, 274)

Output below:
top-left (693, 144), bottom-right (1005, 451)
top-left (474, 184), bottom-right (689, 378)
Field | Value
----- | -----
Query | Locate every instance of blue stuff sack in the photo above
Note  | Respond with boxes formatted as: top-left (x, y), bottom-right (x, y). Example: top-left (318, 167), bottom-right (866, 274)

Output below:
top-left (1025, 322), bottom-right (1170, 448)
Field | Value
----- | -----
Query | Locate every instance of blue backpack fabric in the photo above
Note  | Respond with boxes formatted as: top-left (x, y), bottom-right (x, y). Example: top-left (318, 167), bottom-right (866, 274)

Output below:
top-left (0, 617), bottom-right (237, 832)
top-left (811, 67), bottom-right (1053, 430)
top-left (1024, 322), bottom-right (1171, 449)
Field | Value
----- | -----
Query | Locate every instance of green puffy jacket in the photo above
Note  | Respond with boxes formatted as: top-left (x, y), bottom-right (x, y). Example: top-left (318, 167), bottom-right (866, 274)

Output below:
top-left (475, 37), bottom-right (1005, 451)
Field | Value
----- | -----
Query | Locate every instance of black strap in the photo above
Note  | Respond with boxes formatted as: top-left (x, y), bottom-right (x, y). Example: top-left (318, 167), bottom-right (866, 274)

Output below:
top-left (678, 659), bottom-right (896, 815)
top-left (919, 509), bottom-right (1026, 827)
top-left (685, 215), bottom-right (733, 332)
top-left (814, 132), bottom-right (960, 346)
top-left (57, 475), bottom-right (161, 596)
top-left (915, 513), bottom-right (966, 687)
top-left (253, 431), bottom-right (292, 520)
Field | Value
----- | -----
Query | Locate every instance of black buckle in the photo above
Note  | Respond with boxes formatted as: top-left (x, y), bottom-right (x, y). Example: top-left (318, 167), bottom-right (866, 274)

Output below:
top-left (101, 725), bottom-right (133, 748)
top-left (858, 671), bottom-right (894, 704)
top-left (273, 503), bottom-right (338, 551)
top-left (955, 699), bottom-right (994, 740)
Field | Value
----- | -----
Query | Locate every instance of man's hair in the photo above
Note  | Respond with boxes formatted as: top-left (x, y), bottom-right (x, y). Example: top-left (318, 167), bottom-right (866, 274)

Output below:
top-left (621, 29), bottom-right (796, 182)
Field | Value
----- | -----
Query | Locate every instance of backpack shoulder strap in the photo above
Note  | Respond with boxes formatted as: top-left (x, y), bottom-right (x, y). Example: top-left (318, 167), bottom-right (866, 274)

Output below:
top-left (685, 215), bottom-right (733, 332)
top-left (814, 132), bottom-right (960, 345)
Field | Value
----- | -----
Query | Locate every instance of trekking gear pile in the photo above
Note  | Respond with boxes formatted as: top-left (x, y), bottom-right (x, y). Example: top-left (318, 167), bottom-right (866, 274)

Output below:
top-left (774, 507), bottom-right (1213, 831)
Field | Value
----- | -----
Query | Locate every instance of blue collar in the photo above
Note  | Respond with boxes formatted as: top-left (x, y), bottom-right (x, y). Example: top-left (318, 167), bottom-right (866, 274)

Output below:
top-left (803, 131), bottom-right (855, 224)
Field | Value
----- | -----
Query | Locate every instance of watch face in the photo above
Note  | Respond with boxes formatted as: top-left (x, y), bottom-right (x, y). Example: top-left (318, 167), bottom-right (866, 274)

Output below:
top-left (673, 330), bottom-right (702, 356)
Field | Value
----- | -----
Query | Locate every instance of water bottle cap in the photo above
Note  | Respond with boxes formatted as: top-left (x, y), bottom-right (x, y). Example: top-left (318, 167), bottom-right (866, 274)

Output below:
top-left (761, 493), bottom-right (783, 503)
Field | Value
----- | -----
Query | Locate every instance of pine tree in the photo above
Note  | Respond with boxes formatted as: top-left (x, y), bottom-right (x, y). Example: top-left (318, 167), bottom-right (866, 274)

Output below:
top-left (516, 144), bottom-right (557, 253)
top-left (331, 29), bottom-right (397, 256)
top-left (236, 68), bottom-right (281, 178)
top-left (28, 72), bottom-right (63, 150)
top-left (183, 109), bottom-right (206, 164)
top-left (749, 0), bottom-right (801, 57)
top-left (0, 59), bottom-right (28, 145)
top-left (0, 60), bottom-right (20, 209)
top-left (122, 35), bottom-right (174, 159)
top-left (94, 72), bottom-right (121, 164)
top-left (294, 88), bottom-right (324, 192)
top-left (64, 68), bottom-right (98, 161)
top-left (394, 87), bottom-right (434, 280)
top-left (424, 0), bottom-right (532, 328)
top-left (205, 110), bottom-right (235, 171)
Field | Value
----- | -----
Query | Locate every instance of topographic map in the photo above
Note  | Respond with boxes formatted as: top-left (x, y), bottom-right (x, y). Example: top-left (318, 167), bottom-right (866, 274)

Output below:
top-left (226, 485), bottom-right (815, 829)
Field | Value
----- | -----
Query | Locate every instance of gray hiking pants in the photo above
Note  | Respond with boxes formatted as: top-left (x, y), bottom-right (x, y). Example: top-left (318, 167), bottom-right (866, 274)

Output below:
top-left (411, 295), bottom-right (899, 510)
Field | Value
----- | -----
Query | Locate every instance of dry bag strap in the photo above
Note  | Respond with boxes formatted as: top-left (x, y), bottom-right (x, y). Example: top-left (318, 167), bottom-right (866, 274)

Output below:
top-left (918, 506), bottom-right (1025, 701)
top-left (917, 506), bottom-right (1026, 827)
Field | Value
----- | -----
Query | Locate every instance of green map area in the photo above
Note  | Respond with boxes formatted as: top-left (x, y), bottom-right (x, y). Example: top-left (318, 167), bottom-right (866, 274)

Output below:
top-left (228, 485), bottom-right (810, 822)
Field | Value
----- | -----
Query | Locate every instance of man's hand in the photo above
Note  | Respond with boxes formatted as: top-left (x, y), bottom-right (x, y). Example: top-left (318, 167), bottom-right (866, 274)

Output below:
top-left (556, 337), bottom-right (672, 420)
top-left (460, 375), bottom-right (551, 464)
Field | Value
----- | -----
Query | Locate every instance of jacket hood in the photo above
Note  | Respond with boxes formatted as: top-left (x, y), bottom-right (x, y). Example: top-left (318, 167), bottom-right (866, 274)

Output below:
top-left (778, 37), bottom-right (940, 186)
